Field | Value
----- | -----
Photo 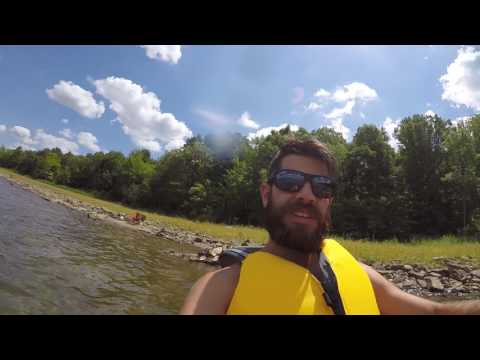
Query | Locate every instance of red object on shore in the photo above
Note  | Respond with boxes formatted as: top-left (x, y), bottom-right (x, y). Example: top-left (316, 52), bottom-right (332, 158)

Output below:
top-left (127, 212), bottom-right (146, 224)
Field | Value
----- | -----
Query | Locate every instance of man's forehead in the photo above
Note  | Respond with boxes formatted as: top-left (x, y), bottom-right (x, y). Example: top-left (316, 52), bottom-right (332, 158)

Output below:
top-left (279, 154), bottom-right (329, 176)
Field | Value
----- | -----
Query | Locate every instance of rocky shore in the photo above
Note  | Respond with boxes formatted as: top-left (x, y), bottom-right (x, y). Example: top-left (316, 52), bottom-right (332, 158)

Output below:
top-left (2, 173), bottom-right (480, 299)
top-left (360, 258), bottom-right (480, 299)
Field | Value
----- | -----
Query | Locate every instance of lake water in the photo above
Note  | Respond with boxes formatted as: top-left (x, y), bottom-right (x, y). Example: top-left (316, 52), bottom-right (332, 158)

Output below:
top-left (0, 176), bottom-right (211, 314)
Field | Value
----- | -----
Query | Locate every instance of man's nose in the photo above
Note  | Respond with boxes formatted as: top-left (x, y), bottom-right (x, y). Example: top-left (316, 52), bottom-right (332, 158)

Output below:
top-left (295, 180), bottom-right (316, 203)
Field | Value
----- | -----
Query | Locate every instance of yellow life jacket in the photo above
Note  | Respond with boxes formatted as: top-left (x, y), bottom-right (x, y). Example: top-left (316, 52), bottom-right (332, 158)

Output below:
top-left (226, 239), bottom-right (379, 315)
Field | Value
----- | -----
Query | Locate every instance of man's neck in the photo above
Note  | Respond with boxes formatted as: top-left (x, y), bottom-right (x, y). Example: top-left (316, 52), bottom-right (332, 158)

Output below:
top-left (262, 240), bottom-right (319, 269)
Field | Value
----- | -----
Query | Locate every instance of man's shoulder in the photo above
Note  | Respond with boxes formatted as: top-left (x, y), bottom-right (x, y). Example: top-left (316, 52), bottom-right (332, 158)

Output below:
top-left (205, 263), bottom-right (242, 286)
top-left (180, 263), bottom-right (242, 314)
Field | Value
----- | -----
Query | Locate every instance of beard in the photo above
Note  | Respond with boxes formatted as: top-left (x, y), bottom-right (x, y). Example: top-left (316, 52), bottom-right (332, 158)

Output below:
top-left (263, 193), bottom-right (330, 253)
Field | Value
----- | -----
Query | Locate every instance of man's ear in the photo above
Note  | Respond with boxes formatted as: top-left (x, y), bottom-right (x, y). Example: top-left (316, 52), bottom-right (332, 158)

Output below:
top-left (260, 183), bottom-right (271, 208)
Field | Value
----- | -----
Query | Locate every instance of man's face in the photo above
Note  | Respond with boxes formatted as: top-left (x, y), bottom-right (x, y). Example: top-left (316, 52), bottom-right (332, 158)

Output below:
top-left (260, 154), bottom-right (333, 253)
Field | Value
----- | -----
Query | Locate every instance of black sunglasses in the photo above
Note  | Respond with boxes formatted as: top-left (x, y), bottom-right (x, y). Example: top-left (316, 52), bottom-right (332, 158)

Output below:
top-left (268, 169), bottom-right (335, 199)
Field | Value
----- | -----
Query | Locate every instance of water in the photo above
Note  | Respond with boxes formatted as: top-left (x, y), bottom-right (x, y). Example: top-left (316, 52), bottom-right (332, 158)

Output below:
top-left (0, 177), bottom-right (212, 314)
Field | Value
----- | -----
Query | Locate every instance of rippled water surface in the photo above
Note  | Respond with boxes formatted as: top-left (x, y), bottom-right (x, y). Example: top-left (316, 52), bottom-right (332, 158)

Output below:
top-left (0, 177), bottom-right (211, 314)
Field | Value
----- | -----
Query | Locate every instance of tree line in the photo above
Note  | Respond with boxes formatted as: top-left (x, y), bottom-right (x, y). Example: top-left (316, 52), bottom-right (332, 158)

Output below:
top-left (1, 113), bottom-right (480, 241)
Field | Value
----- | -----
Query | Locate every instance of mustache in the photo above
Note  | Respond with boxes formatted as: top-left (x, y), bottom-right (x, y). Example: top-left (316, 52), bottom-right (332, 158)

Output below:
top-left (288, 200), bottom-right (320, 219)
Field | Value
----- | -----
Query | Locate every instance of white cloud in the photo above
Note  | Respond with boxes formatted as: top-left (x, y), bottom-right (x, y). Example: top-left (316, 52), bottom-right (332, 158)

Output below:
top-left (424, 110), bottom-right (436, 117)
top-left (140, 45), bottom-right (182, 64)
top-left (306, 82), bottom-right (378, 115)
top-left (46, 80), bottom-right (105, 119)
top-left (238, 111), bottom-right (260, 129)
top-left (306, 102), bottom-right (323, 112)
top-left (10, 125), bottom-right (35, 145)
top-left (325, 100), bottom-right (355, 119)
top-left (305, 89), bottom-right (331, 112)
top-left (383, 117), bottom-right (401, 150)
top-left (4, 126), bottom-right (90, 154)
top-left (247, 123), bottom-right (299, 141)
top-left (303, 83), bottom-right (379, 142)
top-left (327, 118), bottom-right (350, 141)
top-left (292, 87), bottom-right (305, 105)
top-left (0, 124), bottom-right (6, 132)
top-left (94, 76), bottom-right (192, 153)
top-left (194, 108), bottom-right (231, 126)
top-left (424, 56), bottom-right (429, 60)
top-left (440, 46), bottom-right (480, 111)
top-left (331, 82), bottom-right (378, 103)
top-left (164, 138), bottom-right (187, 151)
top-left (34, 129), bottom-right (80, 154)
top-left (61, 118), bottom-right (69, 124)
top-left (58, 128), bottom-right (73, 139)
top-left (314, 88), bottom-right (331, 98)
top-left (77, 131), bottom-right (100, 152)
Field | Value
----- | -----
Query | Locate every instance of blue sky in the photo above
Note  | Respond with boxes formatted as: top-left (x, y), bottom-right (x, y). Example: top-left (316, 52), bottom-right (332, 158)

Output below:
top-left (1, 45), bottom-right (479, 157)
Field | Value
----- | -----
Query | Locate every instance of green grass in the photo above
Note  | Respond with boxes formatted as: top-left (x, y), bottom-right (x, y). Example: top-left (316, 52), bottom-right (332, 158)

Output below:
top-left (1, 166), bottom-right (480, 265)
top-left (338, 236), bottom-right (480, 265)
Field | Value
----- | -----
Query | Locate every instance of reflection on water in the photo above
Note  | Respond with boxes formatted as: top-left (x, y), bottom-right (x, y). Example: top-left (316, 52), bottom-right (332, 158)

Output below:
top-left (0, 177), bottom-right (211, 314)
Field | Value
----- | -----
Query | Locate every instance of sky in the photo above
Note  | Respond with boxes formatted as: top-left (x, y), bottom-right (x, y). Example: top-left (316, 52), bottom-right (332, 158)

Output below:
top-left (0, 45), bottom-right (479, 157)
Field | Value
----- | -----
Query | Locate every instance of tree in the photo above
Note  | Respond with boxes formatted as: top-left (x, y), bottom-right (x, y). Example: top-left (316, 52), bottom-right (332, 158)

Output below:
top-left (442, 119), bottom-right (479, 235)
top-left (121, 149), bottom-right (155, 205)
top-left (32, 148), bottom-right (61, 181)
top-left (396, 114), bottom-right (449, 236)
top-left (340, 125), bottom-right (396, 239)
top-left (150, 139), bottom-right (214, 216)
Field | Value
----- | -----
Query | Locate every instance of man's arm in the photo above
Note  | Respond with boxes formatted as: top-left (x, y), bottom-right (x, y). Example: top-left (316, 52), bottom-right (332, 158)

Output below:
top-left (361, 263), bottom-right (480, 315)
top-left (179, 264), bottom-right (240, 315)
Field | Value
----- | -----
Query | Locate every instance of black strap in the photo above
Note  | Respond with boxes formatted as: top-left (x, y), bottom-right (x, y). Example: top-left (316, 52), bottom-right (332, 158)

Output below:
top-left (218, 246), bottom-right (346, 315)
top-left (318, 251), bottom-right (346, 315)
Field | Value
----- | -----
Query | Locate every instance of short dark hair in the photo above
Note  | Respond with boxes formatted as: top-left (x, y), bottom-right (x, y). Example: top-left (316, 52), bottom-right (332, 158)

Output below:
top-left (268, 138), bottom-right (337, 179)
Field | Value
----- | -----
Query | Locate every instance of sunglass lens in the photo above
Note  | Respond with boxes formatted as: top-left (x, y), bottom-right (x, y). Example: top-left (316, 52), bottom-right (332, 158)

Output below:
top-left (276, 171), bottom-right (304, 192)
top-left (312, 178), bottom-right (334, 198)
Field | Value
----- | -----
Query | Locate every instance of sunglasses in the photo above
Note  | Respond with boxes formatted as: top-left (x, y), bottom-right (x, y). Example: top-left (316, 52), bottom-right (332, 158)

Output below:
top-left (268, 169), bottom-right (335, 199)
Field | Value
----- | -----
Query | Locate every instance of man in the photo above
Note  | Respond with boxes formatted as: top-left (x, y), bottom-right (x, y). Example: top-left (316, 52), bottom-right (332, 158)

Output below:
top-left (181, 138), bottom-right (480, 315)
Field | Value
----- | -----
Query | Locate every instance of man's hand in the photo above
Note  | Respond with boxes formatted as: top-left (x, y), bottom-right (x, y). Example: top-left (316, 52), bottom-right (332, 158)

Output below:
top-left (361, 263), bottom-right (480, 315)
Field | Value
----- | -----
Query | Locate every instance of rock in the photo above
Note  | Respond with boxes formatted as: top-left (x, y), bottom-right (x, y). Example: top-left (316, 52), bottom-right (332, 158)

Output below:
top-left (446, 261), bottom-right (470, 271)
top-left (199, 256), bottom-right (207, 262)
top-left (417, 279), bottom-right (428, 288)
top-left (403, 265), bottom-right (414, 271)
top-left (194, 237), bottom-right (203, 243)
top-left (209, 247), bottom-right (223, 257)
top-left (450, 269), bottom-right (468, 281)
top-left (432, 256), bottom-right (447, 261)
top-left (378, 270), bottom-right (394, 275)
top-left (471, 270), bottom-right (480, 278)
top-left (402, 279), bottom-right (417, 288)
top-left (410, 270), bottom-right (426, 278)
top-left (429, 272), bottom-right (442, 277)
top-left (241, 240), bottom-right (250, 246)
top-left (426, 277), bottom-right (444, 291)
top-left (450, 280), bottom-right (463, 288)
top-left (386, 264), bottom-right (405, 271)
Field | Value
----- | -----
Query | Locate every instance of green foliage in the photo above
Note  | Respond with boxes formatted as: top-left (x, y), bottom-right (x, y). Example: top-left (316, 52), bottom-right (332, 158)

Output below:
top-left (1, 115), bottom-right (480, 241)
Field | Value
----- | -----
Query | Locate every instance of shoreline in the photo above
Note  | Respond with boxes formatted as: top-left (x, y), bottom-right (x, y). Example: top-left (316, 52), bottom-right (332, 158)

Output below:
top-left (1, 172), bottom-right (480, 300)
top-left (0, 173), bottom-right (229, 265)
